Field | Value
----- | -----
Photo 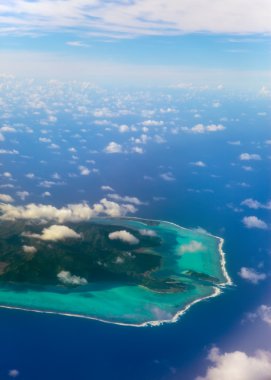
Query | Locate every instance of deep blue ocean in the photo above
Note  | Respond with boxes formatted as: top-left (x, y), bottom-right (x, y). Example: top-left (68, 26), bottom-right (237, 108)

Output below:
top-left (0, 83), bottom-right (270, 379)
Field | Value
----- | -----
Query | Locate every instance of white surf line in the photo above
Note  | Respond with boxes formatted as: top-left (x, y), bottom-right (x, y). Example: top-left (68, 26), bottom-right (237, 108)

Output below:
top-left (0, 217), bottom-right (232, 327)
top-left (0, 286), bottom-right (221, 328)
top-left (106, 216), bottom-right (233, 287)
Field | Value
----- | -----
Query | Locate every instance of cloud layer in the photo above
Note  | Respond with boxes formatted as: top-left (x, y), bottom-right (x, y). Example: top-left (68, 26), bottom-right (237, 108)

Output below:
top-left (1, 0), bottom-right (271, 38)
top-left (0, 199), bottom-right (137, 222)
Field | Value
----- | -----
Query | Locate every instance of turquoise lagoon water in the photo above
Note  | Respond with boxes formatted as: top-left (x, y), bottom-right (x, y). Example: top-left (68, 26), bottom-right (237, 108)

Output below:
top-left (0, 218), bottom-right (230, 326)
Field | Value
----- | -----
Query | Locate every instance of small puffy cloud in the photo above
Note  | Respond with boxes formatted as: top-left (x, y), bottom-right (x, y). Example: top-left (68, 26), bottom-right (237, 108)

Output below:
top-left (182, 124), bottom-right (225, 134)
top-left (66, 41), bottom-right (89, 48)
top-left (16, 191), bottom-right (30, 201)
top-left (160, 172), bottom-right (175, 181)
top-left (142, 120), bottom-right (164, 127)
top-left (238, 267), bottom-right (267, 284)
top-left (241, 198), bottom-right (271, 210)
top-left (118, 124), bottom-right (129, 133)
top-left (259, 86), bottom-right (271, 97)
top-left (0, 193), bottom-right (14, 203)
top-left (78, 165), bottom-right (90, 176)
top-left (3, 172), bottom-right (12, 178)
top-left (0, 125), bottom-right (16, 133)
top-left (101, 185), bottom-right (114, 191)
top-left (228, 140), bottom-right (241, 145)
top-left (39, 137), bottom-right (51, 143)
top-left (259, 306), bottom-right (271, 325)
top-left (196, 347), bottom-right (271, 380)
top-left (107, 193), bottom-right (146, 205)
top-left (42, 191), bottom-right (51, 197)
top-left (247, 305), bottom-right (271, 326)
top-left (179, 240), bottom-right (206, 254)
top-left (239, 153), bottom-right (261, 161)
top-left (212, 101), bottom-right (221, 108)
top-left (108, 230), bottom-right (139, 244)
top-left (190, 161), bottom-right (206, 167)
top-left (153, 134), bottom-right (166, 144)
top-left (242, 216), bottom-right (268, 230)
top-left (0, 149), bottom-right (19, 155)
top-left (57, 270), bottom-right (88, 285)
top-left (25, 173), bottom-right (35, 179)
top-left (22, 245), bottom-right (37, 254)
top-left (24, 225), bottom-right (81, 241)
top-left (139, 229), bottom-right (157, 237)
top-left (131, 146), bottom-right (144, 154)
top-left (104, 141), bottom-right (123, 153)
top-left (94, 198), bottom-right (137, 217)
top-left (242, 165), bottom-right (253, 172)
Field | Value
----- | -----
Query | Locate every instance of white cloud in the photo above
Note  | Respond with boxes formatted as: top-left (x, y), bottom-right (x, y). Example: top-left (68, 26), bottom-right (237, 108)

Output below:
top-left (0, 149), bottom-right (19, 155)
top-left (242, 216), bottom-right (268, 230)
top-left (182, 124), bottom-right (225, 134)
top-left (57, 270), bottom-right (88, 285)
top-left (1, 0), bottom-right (271, 38)
top-left (16, 191), bottom-right (30, 201)
top-left (142, 120), bottom-right (164, 127)
top-left (190, 161), bottom-right (206, 167)
top-left (256, 305), bottom-right (271, 326)
top-left (196, 347), bottom-right (271, 380)
top-left (22, 245), bottom-right (37, 254)
top-left (241, 198), bottom-right (271, 210)
top-left (160, 172), bottom-right (175, 181)
top-left (42, 191), bottom-right (51, 197)
top-left (228, 140), bottom-right (241, 145)
top-left (239, 153), bottom-right (261, 161)
top-left (101, 185), bottom-right (114, 191)
top-left (118, 124), bottom-right (129, 133)
top-left (108, 230), bottom-right (139, 244)
top-left (238, 267), bottom-right (267, 284)
top-left (259, 86), bottom-right (271, 97)
top-left (107, 193), bottom-right (146, 205)
top-left (0, 125), bottom-right (16, 133)
top-left (24, 225), bottom-right (81, 241)
top-left (0, 199), bottom-right (137, 222)
top-left (104, 141), bottom-right (123, 153)
top-left (247, 305), bottom-right (271, 326)
top-left (66, 41), bottom-right (89, 47)
top-left (131, 146), bottom-right (144, 154)
top-left (179, 240), bottom-right (206, 254)
top-left (78, 165), bottom-right (90, 176)
top-left (0, 193), bottom-right (14, 203)
top-left (25, 173), bottom-right (35, 179)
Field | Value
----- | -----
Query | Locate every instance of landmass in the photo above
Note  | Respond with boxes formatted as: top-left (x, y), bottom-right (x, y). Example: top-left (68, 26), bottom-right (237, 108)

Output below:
top-left (0, 217), bottom-right (231, 326)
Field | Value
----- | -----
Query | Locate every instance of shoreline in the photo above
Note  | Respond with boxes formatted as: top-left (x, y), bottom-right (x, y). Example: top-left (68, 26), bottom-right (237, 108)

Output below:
top-left (110, 216), bottom-right (233, 287)
top-left (0, 217), bottom-right (232, 327)
top-left (0, 286), bottom-right (221, 328)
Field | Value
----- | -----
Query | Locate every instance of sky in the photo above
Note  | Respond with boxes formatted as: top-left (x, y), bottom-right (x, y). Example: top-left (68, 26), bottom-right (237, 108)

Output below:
top-left (0, 0), bottom-right (271, 87)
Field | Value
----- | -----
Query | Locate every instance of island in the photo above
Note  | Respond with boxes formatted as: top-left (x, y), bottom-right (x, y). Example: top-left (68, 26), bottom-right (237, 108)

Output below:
top-left (0, 217), bottom-right (231, 326)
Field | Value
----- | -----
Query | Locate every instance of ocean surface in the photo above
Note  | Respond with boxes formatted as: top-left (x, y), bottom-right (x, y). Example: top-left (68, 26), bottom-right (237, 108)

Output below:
top-left (0, 83), bottom-right (270, 379)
